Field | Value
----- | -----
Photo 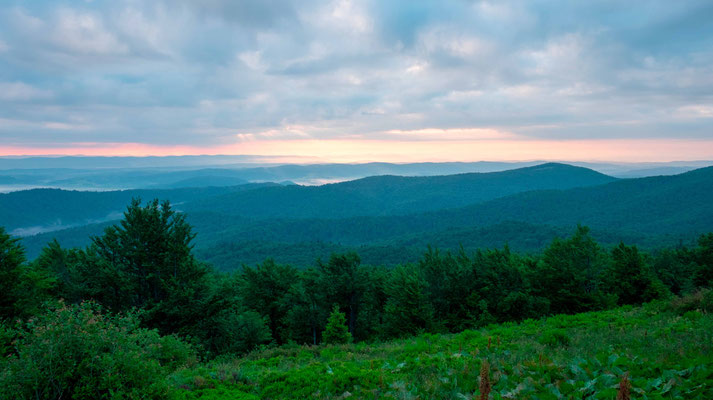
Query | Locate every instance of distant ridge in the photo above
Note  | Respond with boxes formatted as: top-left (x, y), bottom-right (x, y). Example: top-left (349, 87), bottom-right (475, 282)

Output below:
top-left (1, 163), bottom-right (614, 234)
top-left (181, 164), bottom-right (713, 253)
top-left (247, 165), bottom-right (713, 243)
top-left (12, 165), bottom-right (713, 269)
top-left (2, 159), bottom-right (710, 191)
top-left (184, 163), bottom-right (617, 219)
top-left (0, 184), bottom-right (277, 234)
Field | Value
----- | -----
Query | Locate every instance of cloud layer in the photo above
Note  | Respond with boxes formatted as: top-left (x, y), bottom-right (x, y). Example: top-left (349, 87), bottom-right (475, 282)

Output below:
top-left (1, 0), bottom-right (712, 161)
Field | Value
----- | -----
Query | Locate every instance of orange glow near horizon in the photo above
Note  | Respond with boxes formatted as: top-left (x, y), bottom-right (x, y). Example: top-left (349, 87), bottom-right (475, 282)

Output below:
top-left (1, 138), bottom-right (713, 163)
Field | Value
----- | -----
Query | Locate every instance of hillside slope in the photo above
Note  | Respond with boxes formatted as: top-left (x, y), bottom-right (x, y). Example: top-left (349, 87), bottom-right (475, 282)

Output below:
top-left (199, 165), bottom-right (713, 244)
top-left (3, 162), bottom-right (615, 236)
top-left (19, 167), bottom-right (711, 267)
top-left (171, 301), bottom-right (713, 399)
top-left (0, 183), bottom-right (276, 235)
top-left (184, 163), bottom-right (617, 218)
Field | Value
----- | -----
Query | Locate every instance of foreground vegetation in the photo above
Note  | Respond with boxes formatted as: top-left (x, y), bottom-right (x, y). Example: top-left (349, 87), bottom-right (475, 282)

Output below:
top-left (2, 292), bottom-right (711, 399)
top-left (1, 197), bottom-right (713, 398)
top-left (173, 295), bottom-right (713, 399)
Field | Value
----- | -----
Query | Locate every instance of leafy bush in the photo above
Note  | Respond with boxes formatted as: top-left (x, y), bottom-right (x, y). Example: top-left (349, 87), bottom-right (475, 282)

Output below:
top-left (0, 301), bottom-right (196, 400)
top-left (669, 288), bottom-right (713, 314)
top-left (0, 321), bottom-right (15, 357)
top-left (539, 328), bottom-right (571, 347)
top-left (203, 309), bottom-right (273, 356)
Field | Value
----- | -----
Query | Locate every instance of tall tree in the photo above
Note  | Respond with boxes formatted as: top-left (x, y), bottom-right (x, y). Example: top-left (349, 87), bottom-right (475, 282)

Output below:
top-left (240, 258), bottom-right (298, 344)
top-left (694, 233), bottom-right (713, 288)
top-left (531, 225), bottom-right (606, 314)
top-left (605, 243), bottom-right (668, 305)
top-left (471, 246), bottom-right (545, 323)
top-left (0, 228), bottom-right (57, 321)
top-left (319, 252), bottom-right (363, 336)
top-left (383, 264), bottom-right (433, 338)
top-left (32, 239), bottom-right (83, 303)
top-left (419, 247), bottom-right (464, 331)
top-left (85, 198), bottom-right (209, 334)
top-left (353, 266), bottom-right (388, 341)
top-left (652, 248), bottom-right (696, 295)
top-left (0, 227), bottom-right (25, 320)
top-left (283, 268), bottom-right (326, 345)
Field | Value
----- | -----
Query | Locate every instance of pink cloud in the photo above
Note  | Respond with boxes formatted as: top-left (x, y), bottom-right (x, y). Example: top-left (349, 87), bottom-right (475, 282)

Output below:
top-left (1, 138), bottom-right (712, 163)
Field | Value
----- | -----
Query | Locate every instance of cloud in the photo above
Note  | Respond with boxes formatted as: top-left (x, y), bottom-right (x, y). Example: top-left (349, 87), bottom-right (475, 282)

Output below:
top-left (384, 128), bottom-right (518, 141)
top-left (0, 0), bottom-right (711, 160)
top-left (0, 117), bottom-right (92, 132)
top-left (174, 0), bottom-right (300, 27)
top-left (51, 9), bottom-right (129, 56)
top-left (676, 105), bottom-right (713, 118)
top-left (0, 82), bottom-right (53, 101)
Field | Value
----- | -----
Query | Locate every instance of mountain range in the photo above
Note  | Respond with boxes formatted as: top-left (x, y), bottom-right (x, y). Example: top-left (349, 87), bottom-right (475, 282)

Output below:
top-left (7, 162), bottom-right (712, 269)
top-left (1, 157), bottom-right (711, 193)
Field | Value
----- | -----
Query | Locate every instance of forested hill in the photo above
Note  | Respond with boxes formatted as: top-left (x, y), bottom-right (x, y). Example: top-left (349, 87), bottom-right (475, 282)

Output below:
top-left (0, 183), bottom-right (277, 234)
top-left (183, 163), bottom-right (617, 218)
top-left (18, 165), bottom-right (713, 268)
top-left (182, 165), bottom-right (713, 247)
top-left (431, 164), bottom-right (713, 235)
top-left (180, 164), bottom-right (712, 268)
top-left (1, 163), bottom-right (613, 234)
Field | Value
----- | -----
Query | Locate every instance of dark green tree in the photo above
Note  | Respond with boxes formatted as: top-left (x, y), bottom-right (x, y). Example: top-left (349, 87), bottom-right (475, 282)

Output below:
top-left (323, 304), bottom-right (352, 345)
top-left (471, 246), bottom-right (546, 323)
top-left (84, 198), bottom-right (210, 334)
top-left (419, 247), bottom-right (469, 332)
top-left (531, 225), bottom-right (606, 314)
top-left (67, 247), bottom-right (133, 312)
top-left (240, 258), bottom-right (298, 344)
top-left (203, 309), bottom-right (272, 355)
top-left (652, 248), bottom-right (696, 295)
top-left (605, 243), bottom-right (668, 305)
top-left (0, 227), bottom-right (24, 320)
top-left (693, 233), bottom-right (713, 288)
top-left (283, 268), bottom-right (327, 345)
top-left (13, 263), bottom-right (57, 320)
top-left (353, 266), bottom-right (388, 341)
top-left (319, 252), bottom-right (363, 336)
top-left (383, 264), bottom-right (434, 338)
top-left (32, 239), bottom-right (75, 300)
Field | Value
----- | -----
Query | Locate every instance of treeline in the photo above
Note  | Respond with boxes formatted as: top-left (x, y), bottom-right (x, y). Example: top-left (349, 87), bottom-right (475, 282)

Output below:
top-left (2, 199), bottom-right (712, 351)
top-left (1, 199), bottom-right (713, 397)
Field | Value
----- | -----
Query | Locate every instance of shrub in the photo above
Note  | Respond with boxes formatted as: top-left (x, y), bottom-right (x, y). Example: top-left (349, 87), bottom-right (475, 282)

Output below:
top-left (204, 309), bottom-right (273, 356)
top-left (669, 288), bottom-right (713, 314)
top-left (0, 301), bottom-right (196, 400)
top-left (323, 304), bottom-right (352, 345)
top-left (539, 329), bottom-right (571, 347)
top-left (0, 321), bottom-right (15, 357)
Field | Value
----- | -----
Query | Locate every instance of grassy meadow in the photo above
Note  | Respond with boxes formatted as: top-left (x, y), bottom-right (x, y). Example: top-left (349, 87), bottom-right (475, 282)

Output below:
top-left (171, 293), bottom-right (713, 399)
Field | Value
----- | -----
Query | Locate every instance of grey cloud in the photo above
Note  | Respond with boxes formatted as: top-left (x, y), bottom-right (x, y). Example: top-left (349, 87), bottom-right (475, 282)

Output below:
top-left (0, 0), bottom-right (712, 150)
top-left (174, 0), bottom-right (302, 28)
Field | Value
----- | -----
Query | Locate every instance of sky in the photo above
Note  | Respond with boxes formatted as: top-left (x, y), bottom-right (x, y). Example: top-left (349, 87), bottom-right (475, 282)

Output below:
top-left (0, 0), bottom-right (712, 162)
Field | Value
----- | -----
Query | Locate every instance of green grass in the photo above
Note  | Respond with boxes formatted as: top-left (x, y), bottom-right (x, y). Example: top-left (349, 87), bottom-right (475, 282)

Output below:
top-left (170, 301), bottom-right (713, 399)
